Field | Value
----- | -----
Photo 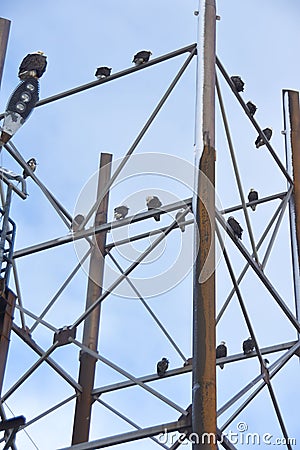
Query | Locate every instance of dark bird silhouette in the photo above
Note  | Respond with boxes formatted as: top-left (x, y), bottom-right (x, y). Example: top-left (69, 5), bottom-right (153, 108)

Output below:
top-left (23, 158), bottom-right (37, 179)
top-left (176, 209), bottom-right (186, 232)
top-left (248, 188), bottom-right (258, 211)
top-left (216, 341), bottom-right (227, 369)
top-left (146, 196), bottom-right (162, 222)
top-left (255, 127), bottom-right (272, 148)
top-left (227, 216), bottom-right (243, 239)
top-left (157, 357), bottom-right (169, 376)
top-left (133, 50), bottom-right (152, 65)
top-left (114, 205), bottom-right (129, 220)
top-left (18, 51), bottom-right (47, 80)
top-left (71, 214), bottom-right (85, 232)
top-left (243, 337), bottom-right (255, 355)
top-left (246, 101), bottom-right (257, 116)
top-left (95, 66), bottom-right (112, 79)
top-left (230, 76), bottom-right (245, 92)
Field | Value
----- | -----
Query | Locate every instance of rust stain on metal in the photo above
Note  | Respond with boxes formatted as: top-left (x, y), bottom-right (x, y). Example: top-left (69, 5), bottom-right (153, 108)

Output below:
top-left (288, 91), bottom-right (300, 266)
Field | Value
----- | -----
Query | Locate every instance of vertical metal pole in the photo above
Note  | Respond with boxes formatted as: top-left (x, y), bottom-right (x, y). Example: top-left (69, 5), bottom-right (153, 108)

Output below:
top-left (72, 153), bottom-right (112, 444)
top-left (0, 18), bottom-right (10, 90)
top-left (193, 1), bottom-right (216, 449)
top-left (283, 90), bottom-right (300, 325)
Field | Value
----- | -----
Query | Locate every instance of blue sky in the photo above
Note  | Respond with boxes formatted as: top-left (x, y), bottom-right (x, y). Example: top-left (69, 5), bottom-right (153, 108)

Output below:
top-left (0, 0), bottom-right (300, 449)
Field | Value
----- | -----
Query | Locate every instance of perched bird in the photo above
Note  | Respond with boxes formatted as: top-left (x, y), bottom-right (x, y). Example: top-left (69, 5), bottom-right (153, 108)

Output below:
top-left (216, 341), bottom-right (227, 369)
top-left (176, 209), bottom-right (186, 232)
top-left (230, 76), bottom-right (245, 92)
top-left (18, 51), bottom-right (47, 80)
top-left (227, 216), bottom-right (243, 239)
top-left (95, 66), bottom-right (112, 79)
top-left (157, 357), bottom-right (169, 376)
top-left (71, 214), bottom-right (85, 232)
top-left (114, 205), bottom-right (129, 220)
top-left (246, 101), bottom-right (257, 116)
top-left (132, 50), bottom-right (152, 65)
top-left (183, 357), bottom-right (193, 367)
top-left (255, 127), bottom-right (272, 148)
top-left (146, 196), bottom-right (162, 222)
top-left (23, 158), bottom-right (37, 179)
top-left (248, 188), bottom-right (258, 211)
top-left (243, 337), bottom-right (255, 355)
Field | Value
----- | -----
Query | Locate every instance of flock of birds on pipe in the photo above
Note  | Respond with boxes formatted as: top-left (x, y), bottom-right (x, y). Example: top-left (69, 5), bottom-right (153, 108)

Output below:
top-left (156, 337), bottom-right (268, 376)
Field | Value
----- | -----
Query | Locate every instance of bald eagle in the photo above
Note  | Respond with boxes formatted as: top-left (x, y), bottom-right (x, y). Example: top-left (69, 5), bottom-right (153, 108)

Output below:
top-left (246, 101), bottom-right (257, 116)
top-left (133, 50), bottom-right (152, 65)
top-left (243, 337), bottom-right (255, 355)
top-left (255, 127), bottom-right (272, 148)
top-left (114, 205), bottom-right (129, 220)
top-left (146, 196), bottom-right (162, 221)
top-left (227, 216), bottom-right (243, 239)
top-left (18, 51), bottom-right (47, 80)
top-left (23, 158), bottom-right (37, 179)
top-left (95, 66), bottom-right (112, 79)
top-left (216, 341), bottom-right (227, 369)
top-left (248, 189), bottom-right (258, 211)
top-left (157, 357), bottom-right (169, 376)
top-left (230, 76), bottom-right (244, 92)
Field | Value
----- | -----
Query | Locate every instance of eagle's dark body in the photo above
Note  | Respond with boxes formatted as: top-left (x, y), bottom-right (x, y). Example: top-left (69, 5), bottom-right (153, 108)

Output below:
top-left (114, 205), bottom-right (129, 220)
top-left (230, 76), bottom-right (244, 92)
top-left (18, 52), bottom-right (47, 80)
top-left (133, 50), bottom-right (152, 65)
top-left (248, 189), bottom-right (258, 211)
top-left (255, 128), bottom-right (272, 148)
top-left (216, 342), bottom-right (227, 369)
top-left (146, 196), bottom-right (162, 222)
top-left (157, 357), bottom-right (169, 376)
top-left (243, 337), bottom-right (255, 355)
top-left (227, 216), bottom-right (243, 239)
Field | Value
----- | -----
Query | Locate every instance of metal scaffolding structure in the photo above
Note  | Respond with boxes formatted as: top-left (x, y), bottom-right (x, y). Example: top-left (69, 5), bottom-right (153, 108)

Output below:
top-left (0, 2), bottom-right (299, 449)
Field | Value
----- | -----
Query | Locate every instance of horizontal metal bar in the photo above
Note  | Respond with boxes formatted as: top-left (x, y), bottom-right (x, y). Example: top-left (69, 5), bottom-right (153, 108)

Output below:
top-left (93, 364), bottom-right (192, 396)
top-left (13, 188), bottom-right (284, 259)
top-left (58, 417), bottom-right (191, 450)
top-left (216, 56), bottom-right (293, 185)
top-left (220, 191), bottom-right (286, 215)
top-left (13, 197), bottom-right (192, 258)
top-left (216, 340), bottom-right (297, 368)
top-left (93, 341), bottom-right (295, 397)
top-left (106, 219), bottom-right (194, 251)
top-left (0, 44), bottom-right (196, 120)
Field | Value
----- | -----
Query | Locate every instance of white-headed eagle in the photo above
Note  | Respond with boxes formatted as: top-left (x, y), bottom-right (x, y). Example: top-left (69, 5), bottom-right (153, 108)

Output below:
top-left (23, 158), bottom-right (37, 179)
top-left (18, 51), bottom-right (47, 80)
